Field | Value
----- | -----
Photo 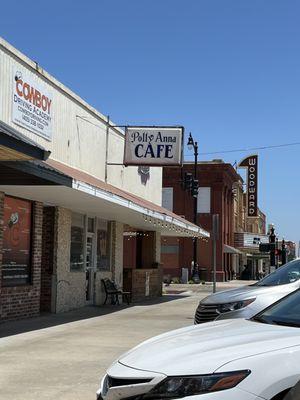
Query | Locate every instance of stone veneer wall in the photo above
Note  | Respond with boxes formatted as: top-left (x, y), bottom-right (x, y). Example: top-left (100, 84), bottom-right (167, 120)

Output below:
top-left (54, 207), bottom-right (86, 313)
top-left (154, 231), bottom-right (161, 265)
top-left (0, 194), bottom-right (43, 321)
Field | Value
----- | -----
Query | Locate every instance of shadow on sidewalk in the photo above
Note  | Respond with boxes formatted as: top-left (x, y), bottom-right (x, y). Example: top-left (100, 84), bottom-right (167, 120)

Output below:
top-left (0, 294), bottom-right (188, 339)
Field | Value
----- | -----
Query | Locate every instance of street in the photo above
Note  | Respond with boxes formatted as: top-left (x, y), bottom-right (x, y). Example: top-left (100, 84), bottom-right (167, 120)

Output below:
top-left (0, 292), bottom-right (206, 400)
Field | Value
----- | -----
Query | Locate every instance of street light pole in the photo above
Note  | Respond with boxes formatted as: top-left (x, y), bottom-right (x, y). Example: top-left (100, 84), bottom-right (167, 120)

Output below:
top-left (187, 132), bottom-right (200, 283)
top-left (269, 226), bottom-right (276, 269)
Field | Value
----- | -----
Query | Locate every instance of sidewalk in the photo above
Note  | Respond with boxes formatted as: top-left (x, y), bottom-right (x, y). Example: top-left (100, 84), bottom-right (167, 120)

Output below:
top-left (0, 294), bottom-right (189, 338)
top-left (0, 280), bottom-right (249, 338)
top-left (164, 279), bottom-right (257, 294)
top-left (0, 293), bottom-right (202, 400)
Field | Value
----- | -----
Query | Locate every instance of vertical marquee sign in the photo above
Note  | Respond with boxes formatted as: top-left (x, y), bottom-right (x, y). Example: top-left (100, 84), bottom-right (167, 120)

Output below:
top-left (239, 154), bottom-right (258, 217)
top-left (124, 126), bottom-right (183, 166)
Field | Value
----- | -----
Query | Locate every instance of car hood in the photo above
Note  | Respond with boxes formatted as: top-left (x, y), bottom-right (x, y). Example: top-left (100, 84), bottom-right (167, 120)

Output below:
top-left (118, 319), bottom-right (300, 376)
top-left (201, 283), bottom-right (295, 304)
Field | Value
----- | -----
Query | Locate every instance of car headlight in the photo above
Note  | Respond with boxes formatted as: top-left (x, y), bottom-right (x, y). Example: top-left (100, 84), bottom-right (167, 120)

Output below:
top-left (143, 370), bottom-right (250, 398)
top-left (218, 298), bottom-right (255, 313)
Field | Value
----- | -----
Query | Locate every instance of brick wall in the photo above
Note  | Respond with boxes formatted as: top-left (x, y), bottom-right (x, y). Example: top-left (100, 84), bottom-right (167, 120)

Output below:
top-left (162, 164), bottom-right (239, 282)
top-left (0, 199), bottom-right (43, 321)
top-left (0, 192), bottom-right (4, 316)
top-left (40, 207), bottom-right (55, 312)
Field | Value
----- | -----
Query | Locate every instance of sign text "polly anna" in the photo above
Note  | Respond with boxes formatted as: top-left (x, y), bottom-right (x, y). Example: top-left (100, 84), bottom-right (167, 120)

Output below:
top-left (130, 131), bottom-right (177, 159)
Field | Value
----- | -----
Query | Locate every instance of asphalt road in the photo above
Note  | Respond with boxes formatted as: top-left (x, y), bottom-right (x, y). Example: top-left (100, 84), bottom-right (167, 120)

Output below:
top-left (0, 292), bottom-right (204, 400)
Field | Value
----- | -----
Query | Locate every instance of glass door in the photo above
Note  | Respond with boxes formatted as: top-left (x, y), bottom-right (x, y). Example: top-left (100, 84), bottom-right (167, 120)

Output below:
top-left (86, 233), bottom-right (95, 303)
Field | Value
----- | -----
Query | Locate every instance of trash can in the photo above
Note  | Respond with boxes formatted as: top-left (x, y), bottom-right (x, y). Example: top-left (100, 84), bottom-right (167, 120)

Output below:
top-left (199, 268), bottom-right (207, 282)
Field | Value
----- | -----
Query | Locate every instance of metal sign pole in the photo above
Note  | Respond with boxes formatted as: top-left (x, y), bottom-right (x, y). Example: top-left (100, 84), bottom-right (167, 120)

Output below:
top-left (212, 214), bottom-right (219, 293)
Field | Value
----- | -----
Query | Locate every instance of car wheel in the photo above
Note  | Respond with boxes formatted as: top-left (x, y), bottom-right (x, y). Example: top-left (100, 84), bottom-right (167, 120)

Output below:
top-left (273, 389), bottom-right (291, 400)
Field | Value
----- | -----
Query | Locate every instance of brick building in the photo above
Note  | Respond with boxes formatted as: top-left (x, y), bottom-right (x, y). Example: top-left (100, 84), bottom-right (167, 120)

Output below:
top-left (162, 161), bottom-right (242, 282)
top-left (233, 180), bottom-right (269, 279)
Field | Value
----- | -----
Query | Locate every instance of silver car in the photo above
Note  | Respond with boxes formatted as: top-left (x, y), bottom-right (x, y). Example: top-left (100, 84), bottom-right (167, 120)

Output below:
top-left (195, 258), bottom-right (300, 324)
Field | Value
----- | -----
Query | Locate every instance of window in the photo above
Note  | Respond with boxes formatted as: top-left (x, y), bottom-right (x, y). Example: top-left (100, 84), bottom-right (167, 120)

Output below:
top-left (97, 220), bottom-right (111, 270)
top-left (87, 217), bottom-right (95, 233)
top-left (197, 187), bottom-right (211, 213)
top-left (70, 213), bottom-right (85, 271)
top-left (161, 245), bottom-right (179, 254)
top-left (162, 188), bottom-right (173, 211)
top-left (2, 196), bottom-right (32, 286)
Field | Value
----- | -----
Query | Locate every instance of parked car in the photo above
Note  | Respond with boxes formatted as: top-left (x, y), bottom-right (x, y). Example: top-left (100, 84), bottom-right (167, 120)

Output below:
top-left (195, 259), bottom-right (300, 324)
top-left (97, 289), bottom-right (300, 400)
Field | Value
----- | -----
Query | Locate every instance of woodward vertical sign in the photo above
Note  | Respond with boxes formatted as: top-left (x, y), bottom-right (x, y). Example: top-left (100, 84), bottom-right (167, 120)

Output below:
top-left (239, 154), bottom-right (258, 217)
top-left (124, 126), bottom-right (183, 166)
top-left (12, 66), bottom-right (53, 141)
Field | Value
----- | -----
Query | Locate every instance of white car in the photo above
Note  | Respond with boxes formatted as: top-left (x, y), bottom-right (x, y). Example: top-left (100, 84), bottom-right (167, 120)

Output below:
top-left (195, 259), bottom-right (300, 324)
top-left (97, 290), bottom-right (300, 400)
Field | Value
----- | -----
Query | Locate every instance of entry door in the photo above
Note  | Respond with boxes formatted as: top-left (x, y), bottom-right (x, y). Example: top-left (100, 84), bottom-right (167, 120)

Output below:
top-left (86, 234), bottom-right (95, 303)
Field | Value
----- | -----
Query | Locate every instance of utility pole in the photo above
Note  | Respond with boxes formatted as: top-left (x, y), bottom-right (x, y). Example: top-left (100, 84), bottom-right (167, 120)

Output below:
top-left (212, 214), bottom-right (219, 293)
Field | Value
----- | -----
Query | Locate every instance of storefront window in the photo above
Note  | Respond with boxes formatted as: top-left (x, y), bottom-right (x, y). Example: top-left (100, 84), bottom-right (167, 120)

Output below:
top-left (97, 220), bottom-right (111, 270)
top-left (87, 217), bottom-right (95, 233)
top-left (2, 196), bottom-right (32, 286)
top-left (70, 213), bottom-right (85, 271)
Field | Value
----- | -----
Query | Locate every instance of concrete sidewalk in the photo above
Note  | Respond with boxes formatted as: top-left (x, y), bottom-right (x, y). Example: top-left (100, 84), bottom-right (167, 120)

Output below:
top-left (164, 279), bottom-right (257, 294)
top-left (0, 293), bottom-right (203, 400)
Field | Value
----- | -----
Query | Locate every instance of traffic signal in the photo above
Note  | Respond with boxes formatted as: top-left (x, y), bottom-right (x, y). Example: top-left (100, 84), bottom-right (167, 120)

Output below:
top-left (184, 172), bottom-right (193, 191)
top-left (259, 243), bottom-right (276, 253)
top-left (191, 178), bottom-right (199, 197)
top-left (259, 243), bottom-right (271, 253)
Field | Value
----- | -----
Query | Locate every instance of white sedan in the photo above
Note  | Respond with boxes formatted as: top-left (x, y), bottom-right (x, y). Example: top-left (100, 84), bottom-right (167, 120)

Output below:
top-left (97, 290), bottom-right (300, 400)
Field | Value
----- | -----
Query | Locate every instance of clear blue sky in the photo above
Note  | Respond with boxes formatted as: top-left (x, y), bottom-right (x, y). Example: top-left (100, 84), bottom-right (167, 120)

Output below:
top-left (1, 0), bottom-right (299, 245)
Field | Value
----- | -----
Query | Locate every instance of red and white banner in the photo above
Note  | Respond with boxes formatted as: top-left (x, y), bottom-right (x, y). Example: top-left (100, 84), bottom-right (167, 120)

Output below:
top-left (12, 66), bottom-right (53, 141)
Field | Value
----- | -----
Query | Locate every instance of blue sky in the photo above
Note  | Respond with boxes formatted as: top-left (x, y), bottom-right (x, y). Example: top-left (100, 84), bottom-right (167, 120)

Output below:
top-left (1, 0), bottom-right (299, 245)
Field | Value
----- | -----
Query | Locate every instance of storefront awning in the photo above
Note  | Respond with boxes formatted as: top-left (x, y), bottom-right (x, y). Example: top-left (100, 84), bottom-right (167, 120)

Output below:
top-left (0, 121), bottom-right (51, 161)
top-left (0, 159), bottom-right (210, 238)
top-left (224, 244), bottom-right (242, 255)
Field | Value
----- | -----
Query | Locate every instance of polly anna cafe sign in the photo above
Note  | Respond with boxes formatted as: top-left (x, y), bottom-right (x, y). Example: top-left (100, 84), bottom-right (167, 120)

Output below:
top-left (124, 126), bottom-right (183, 166)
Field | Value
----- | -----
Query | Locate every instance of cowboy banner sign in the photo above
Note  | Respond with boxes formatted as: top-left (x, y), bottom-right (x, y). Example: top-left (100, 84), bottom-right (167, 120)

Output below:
top-left (124, 126), bottom-right (183, 166)
top-left (12, 66), bottom-right (53, 141)
top-left (239, 154), bottom-right (258, 218)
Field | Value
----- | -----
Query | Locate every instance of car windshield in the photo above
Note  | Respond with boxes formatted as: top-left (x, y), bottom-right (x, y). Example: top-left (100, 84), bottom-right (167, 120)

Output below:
top-left (253, 289), bottom-right (300, 327)
top-left (255, 259), bottom-right (300, 287)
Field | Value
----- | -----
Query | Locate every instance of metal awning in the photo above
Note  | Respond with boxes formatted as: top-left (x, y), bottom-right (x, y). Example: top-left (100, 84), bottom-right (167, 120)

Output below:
top-left (0, 159), bottom-right (210, 238)
top-left (224, 244), bottom-right (243, 255)
top-left (0, 120), bottom-right (50, 161)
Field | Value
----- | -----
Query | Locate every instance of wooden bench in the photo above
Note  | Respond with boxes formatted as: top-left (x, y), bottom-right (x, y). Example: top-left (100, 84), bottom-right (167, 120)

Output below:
top-left (101, 278), bottom-right (131, 305)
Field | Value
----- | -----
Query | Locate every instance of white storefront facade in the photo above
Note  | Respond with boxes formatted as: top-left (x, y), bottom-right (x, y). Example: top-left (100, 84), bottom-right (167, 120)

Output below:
top-left (0, 37), bottom-right (209, 321)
